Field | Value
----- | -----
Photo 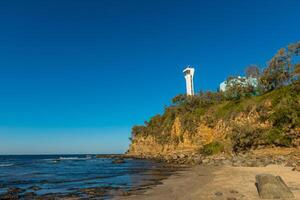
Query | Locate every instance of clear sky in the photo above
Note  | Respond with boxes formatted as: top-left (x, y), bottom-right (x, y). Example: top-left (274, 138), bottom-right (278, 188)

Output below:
top-left (0, 0), bottom-right (299, 154)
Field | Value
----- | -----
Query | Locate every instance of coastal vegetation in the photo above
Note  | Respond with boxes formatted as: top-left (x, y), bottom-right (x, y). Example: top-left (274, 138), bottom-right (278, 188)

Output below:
top-left (128, 41), bottom-right (300, 157)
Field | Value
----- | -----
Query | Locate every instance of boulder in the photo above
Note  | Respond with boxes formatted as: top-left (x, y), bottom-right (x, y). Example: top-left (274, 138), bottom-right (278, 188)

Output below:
top-left (112, 158), bottom-right (125, 164)
top-left (172, 154), bottom-right (178, 160)
top-left (22, 192), bottom-right (36, 199)
top-left (255, 174), bottom-right (294, 199)
top-left (292, 166), bottom-right (300, 172)
top-left (28, 186), bottom-right (41, 191)
top-left (202, 158), bottom-right (210, 164)
top-left (8, 188), bottom-right (25, 193)
top-left (215, 192), bottom-right (223, 196)
top-left (227, 198), bottom-right (237, 200)
top-left (178, 153), bottom-right (186, 159)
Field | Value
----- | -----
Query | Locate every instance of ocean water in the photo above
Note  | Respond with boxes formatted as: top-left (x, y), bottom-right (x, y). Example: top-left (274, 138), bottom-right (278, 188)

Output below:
top-left (0, 155), bottom-right (175, 198)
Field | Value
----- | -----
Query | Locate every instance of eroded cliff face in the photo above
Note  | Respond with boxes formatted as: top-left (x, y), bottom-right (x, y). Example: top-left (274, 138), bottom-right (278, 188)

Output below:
top-left (128, 117), bottom-right (193, 157)
top-left (128, 82), bottom-right (300, 158)
top-left (127, 107), bottom-right (272, 158)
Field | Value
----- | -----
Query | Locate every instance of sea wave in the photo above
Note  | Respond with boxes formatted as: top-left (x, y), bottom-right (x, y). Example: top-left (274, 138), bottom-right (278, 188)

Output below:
top-left (59, 156), bottom-right (91, 160)
top-left (42, 156), bottom-right (92, 163)
top-left (0, 163), bottom-right (14, 167)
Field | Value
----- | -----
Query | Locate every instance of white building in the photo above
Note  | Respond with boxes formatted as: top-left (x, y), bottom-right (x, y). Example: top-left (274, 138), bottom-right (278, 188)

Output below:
top-left (219, 76), bottom-right (258, 92)
top-left (183, 67), bottom-right (195, 96)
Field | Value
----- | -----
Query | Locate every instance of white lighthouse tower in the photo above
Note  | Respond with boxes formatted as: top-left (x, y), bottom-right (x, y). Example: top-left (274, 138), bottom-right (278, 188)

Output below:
top-left (183, 67), bottom-right (195, 96)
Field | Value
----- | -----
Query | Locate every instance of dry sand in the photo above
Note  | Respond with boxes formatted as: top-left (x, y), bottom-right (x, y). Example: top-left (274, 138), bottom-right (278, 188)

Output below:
top-left (116, 165), bottom-right (300, 200)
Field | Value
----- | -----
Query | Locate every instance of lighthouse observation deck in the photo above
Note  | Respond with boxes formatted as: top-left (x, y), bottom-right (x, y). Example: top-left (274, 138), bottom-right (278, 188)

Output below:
top-left (183, 67), bottom-right (195, 96)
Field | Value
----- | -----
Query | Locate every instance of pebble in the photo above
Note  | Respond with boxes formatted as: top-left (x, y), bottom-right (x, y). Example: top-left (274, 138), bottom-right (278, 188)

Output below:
top-left (227, 197), bottom-right (237, 200)
top-left (229, 189), bottom-right (239, 194)
top-left (215, 192), bottom-right (223, 196)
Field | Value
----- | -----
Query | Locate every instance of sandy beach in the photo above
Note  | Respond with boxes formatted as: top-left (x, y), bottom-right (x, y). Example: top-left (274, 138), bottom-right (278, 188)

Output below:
top-left (116, 165), bottom-right (300, 200)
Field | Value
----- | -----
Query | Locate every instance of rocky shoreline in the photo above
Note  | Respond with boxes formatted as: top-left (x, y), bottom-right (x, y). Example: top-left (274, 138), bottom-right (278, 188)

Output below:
top-left (126, 147), bottom-right (300, 170)
top-left (0, 157), bottom-right (183, 200)
top-left (1, 148), bottom-right (299, 199)
top-left (115, 148), bottom-right (300, 200)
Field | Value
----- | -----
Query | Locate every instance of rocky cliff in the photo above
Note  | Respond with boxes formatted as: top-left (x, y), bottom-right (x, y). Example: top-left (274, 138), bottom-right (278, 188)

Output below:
top-left (127, 83), bottom-right (300, 160)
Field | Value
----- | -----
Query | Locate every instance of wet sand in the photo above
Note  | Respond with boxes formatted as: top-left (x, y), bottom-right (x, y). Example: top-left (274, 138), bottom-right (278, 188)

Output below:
top-left (115, 165), bottom-right (300, 200)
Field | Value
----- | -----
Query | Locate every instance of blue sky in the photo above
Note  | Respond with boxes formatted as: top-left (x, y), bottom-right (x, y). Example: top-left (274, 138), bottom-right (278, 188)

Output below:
top-left (0, 0), bottom-right (299, 154)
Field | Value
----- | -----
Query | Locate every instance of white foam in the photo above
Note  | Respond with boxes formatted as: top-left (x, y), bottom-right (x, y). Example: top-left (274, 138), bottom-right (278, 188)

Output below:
top-left (0, 163), bottom-right (14, 167)
top-left (59, 156), bottom-right (91, 160)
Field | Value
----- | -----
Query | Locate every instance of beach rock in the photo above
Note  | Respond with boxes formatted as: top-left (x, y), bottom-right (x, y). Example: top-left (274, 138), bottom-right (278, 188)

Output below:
top-left (232, 160), bottom-right (242, 167)
top-left (255, 174), bottom-right (294, 199)
top-left (215, 192), bottom-right (223, 196)
top-left (178, 153), bottom-right (186, 159)
top-left (8, 187), bottom-right (25, 194)
top-left (229, 189), bottom-right (239, 194)
top-left (0, 193), bottom-right (19, 200)
top-left (285, 161), bottom-right (296, 167)
top-left (80, 187), bottom-right (110, 197)
top-left (292, 166), bottom-right (300, 172)
top-left (222, 159), bottom-right (232, 166)
top-left (22, 192), bottom-right (36, 199)
top-left (0, 188), bottom-right (25, 200)
top-left (227, 197), bottom-right (237, 200)
top-left (108, 189), bottom-right (130, 196)
top-left (112, 158), bottom-right (125, 164)
top-left (202, 159), bottom-right (210, 164)
top-left (193, 156), bottom-right (203, 165)
top-left (28, 185), bottom-right (41, 191)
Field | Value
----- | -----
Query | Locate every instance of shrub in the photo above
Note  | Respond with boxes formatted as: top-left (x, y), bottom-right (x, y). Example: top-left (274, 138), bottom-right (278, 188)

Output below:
top-left (270, 107), bottom-right (296, 128)
top-left (265, 128), bottom-right (292, 147)
top-left (200, 141), bottom-right (224, 155)
top-left (231, 124), bottom-right (264, 152)
top-left (155, 134), bottom-right (171, 145)
top-left (270, 98), bottom-right (299, 129)
top-left (171, 136), bottom-right (179, 145)
top-left (180, 112), bottom-right (199, 135)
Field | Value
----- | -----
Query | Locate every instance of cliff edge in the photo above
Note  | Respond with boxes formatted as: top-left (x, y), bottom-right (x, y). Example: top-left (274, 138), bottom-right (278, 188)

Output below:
top-left (127, 82), bottom-right (300, 161)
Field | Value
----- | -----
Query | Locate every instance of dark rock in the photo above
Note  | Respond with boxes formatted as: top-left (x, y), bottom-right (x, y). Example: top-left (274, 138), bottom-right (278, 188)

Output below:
top-left (108, 189), bottom-right (130, 196)
top-left (222, 159), bottom-right (232, 166)
top-left (22, 192), bottom-right (36, 199)
top-left (0, 193), bottom-right (19, 200)
top-left (40, 180), bottom-right (48, 184)
top-left (0, 187), bottom-right (25, 200)
top-left (229, 189), bottom-right (239, 194)
top-left (8, 187), bottom-right (25, 193)
top-left (215, 191), bottom-right (223, 196)
top-left (80, 187), bottom-right (106, 197)
top-left (112, 158), bottom-right (125, 164)
top-left (227, 197), bottom-right (237, 200)
top-left (96, 154), bottom-right (124, 159)
top-left (178, 154), bottom-right (186, 159)
top-left (292, 166), bottom-right (300, 172)
top-left (202, 159), bottom-right (210, 164)
top-left (285, 161), bottom-right (296, 167)
top-left (255, 174), bottom-right (294, 199)
top-left (28, 186), bottom-right (41, 191)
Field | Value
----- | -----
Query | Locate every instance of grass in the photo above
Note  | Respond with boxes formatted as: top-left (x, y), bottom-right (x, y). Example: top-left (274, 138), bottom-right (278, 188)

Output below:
top-left (200, 141), bottom-right (224, 155)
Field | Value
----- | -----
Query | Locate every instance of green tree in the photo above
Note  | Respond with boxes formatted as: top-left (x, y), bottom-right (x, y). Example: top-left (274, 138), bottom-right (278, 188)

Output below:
top-left (294, 63), bottom-right (300, 80)
top-left (288, 41), bottom-right (300, 56)
top-left (224, 76), bottom-right (255, 100)
top-left (245, 65), bottom-right (260, 78)
top-left (288, 41), bottom-right (300, 80)
top-left (172, 94), bottom-right (187, 105)
top-left (260, 48), bottom-right (292, 92)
